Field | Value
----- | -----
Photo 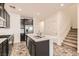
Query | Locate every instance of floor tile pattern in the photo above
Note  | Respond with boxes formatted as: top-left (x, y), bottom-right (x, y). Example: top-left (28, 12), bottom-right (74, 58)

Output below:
top-left (53, 43), bottom-right (79, 56)
top-left (11, 41), bottom-right (30, 56)
top-left (11, 42), bottom-right (79, 56)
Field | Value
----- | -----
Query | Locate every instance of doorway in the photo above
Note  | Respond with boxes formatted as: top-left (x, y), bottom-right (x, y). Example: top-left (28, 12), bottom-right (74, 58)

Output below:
top-left (20, 19), bottom-right (33, 41)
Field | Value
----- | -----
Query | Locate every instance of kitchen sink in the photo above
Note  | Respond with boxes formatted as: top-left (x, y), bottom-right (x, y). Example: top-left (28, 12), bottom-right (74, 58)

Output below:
top-left (34, 35), bottom-right (45, 39)
top-left (34, 36), bottom-right (42, 38)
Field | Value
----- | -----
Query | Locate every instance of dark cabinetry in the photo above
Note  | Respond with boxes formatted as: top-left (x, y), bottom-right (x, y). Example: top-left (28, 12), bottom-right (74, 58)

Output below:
top-left (0, 3), bottom-right (10, 28)
top-left (27, 38), bottom-right (36, 56)
top-left (25, 19), bottom-right (33, 25)
top-left (0, 3), bottom-right (4, 18)
top-left (20, 33), bottom-right (25, 41)
top-left (0, 43), bottom-right (2, 56)
top-left (2, 40), bottom-right (8, 56)
top-left (5, 10), bottom-right (10, 28)
top-left (0, 40), bottom-right (8, 56)
top-left (26, 36), bottom-right (49, 56)
top-left (21, 19), bottom-right (33, 28)
top-left (8, 35), bottom-right (14, 56)
top-left (21, 19), bottom-right (25, 29)
top-left (0, 35), bottom-right (14, 56)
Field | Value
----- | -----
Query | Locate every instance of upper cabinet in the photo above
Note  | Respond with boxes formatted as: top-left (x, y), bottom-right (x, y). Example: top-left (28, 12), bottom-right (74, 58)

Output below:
top-left (25, 19), bottom-right (33, 25)
top-left (0, 3), bottom-right (4, 18)
top-left (21, 19), bottom-right (33, 29)
top-left (0, 3), bottom-right (10, 28)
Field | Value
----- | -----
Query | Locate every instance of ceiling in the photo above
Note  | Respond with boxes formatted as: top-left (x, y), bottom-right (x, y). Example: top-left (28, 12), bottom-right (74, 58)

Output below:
top-left (5, 3), bottom-right (76, 19)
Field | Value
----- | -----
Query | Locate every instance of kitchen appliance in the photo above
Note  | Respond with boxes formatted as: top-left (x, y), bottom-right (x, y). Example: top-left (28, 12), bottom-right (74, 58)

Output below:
top-left (20, 19), bottom-right (33, 41)
top-left (25, 25), bottom-right (33, 34)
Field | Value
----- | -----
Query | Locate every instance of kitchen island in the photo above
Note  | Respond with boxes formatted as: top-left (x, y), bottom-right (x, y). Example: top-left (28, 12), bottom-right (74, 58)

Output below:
top-left (26, 34), bottom-right (56, 56)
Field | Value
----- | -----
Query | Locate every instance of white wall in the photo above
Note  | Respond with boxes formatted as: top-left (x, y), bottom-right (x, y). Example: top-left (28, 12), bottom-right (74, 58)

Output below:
top-left (57, 6), bottom-right (77, 45)
top-left (71, 5), bottom-right (77, 29)
top-left (44, 13), bottom-right (57, 36)
top-left (57, 10), bottom-right (72, 45)
top-left (33, 16), bottom-right (40, 34)
top-left (33, 16), bottom-right (45, 34)
top-left (0, 12), bottom-right (20, 43)
top-left (39, 20), bottom-right (44, 33)
top-left (44, 6), bottom-right (77, 45)
top-left (10, 12), bottom-right (20, 43)
top-left (77, 4), bottom-right (79, 53)
top-left (44, 10), bottom-right (71, 45)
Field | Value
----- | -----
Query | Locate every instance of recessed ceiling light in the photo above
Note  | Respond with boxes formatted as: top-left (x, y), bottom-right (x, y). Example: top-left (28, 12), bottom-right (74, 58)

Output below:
top-left (18, 8), bottom-right (22, 11)
top-left (60, 4), bottom-right (64, 7)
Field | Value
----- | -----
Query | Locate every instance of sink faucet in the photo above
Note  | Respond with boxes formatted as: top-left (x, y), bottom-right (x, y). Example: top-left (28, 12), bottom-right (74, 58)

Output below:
top-left (36, 31), bottom-right (42, 37)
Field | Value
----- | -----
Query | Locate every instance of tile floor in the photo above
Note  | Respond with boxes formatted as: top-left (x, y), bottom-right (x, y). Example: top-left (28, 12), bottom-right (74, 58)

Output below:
top-left (11, 41), bottom-right (30, 56)
top-left (53, 43), bottom-right (79, 56)
top-left (11, 42), bottom-right (79, 56)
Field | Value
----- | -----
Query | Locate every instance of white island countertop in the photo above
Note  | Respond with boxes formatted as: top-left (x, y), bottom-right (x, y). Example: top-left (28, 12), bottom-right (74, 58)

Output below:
top-left (26, 33), bottom-right (57, 56)
top-left (0, 38), bottom-right (7, 44)
top-left (26, 34), bottom-right (57, 42)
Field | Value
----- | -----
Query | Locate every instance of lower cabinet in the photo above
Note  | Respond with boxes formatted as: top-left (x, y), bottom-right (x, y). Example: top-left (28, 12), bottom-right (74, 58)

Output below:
top-left (28, 39), bottom-right (36, 56)
top-left (0, 35), bottom-right (14, 56)
top-left (0, 44), bottom-right (2, 56)
top-left (8, 35), bottom-right (14, 56)
top-left (2, 40), bottom-right (8, 56)
top-left (26, 36), bottom-right (49, 56)
top-left (20, 33), bottom-right (25, 41)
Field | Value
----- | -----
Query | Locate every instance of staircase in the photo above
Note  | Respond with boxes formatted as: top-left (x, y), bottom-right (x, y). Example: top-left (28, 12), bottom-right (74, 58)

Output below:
top-left (62, 28), bottom-right (77, 49)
